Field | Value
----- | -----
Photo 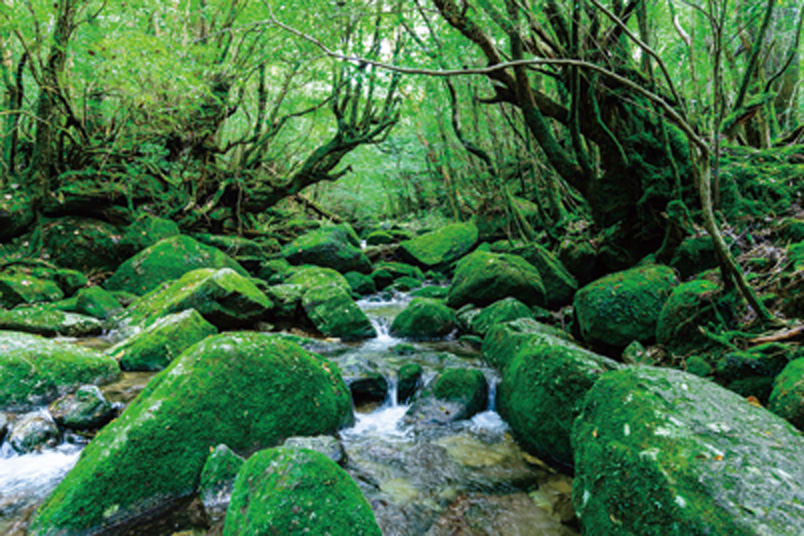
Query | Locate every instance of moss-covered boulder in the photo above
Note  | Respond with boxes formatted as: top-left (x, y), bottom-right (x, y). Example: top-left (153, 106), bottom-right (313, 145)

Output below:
top-left (118, 214), bottom-right (180, 258)
top-left (397, 363), bottom-right (423, 404)
top-left (48, 385), bottom-right (117, 430)
top-left (75, 286), bottom-right (123, 320)
top-left (558, 238), bottom-right (598, 286)
top-left (199, 444), bottom-right (245, 523)
top-left (0, 188), bottom-right (35, 240)
top-left (0, 306), bottom-right (103, 337)
top-left (497, 339), bottom-right (619, 468)
top-left (117, 268), bottom-right (272, 331)
top-left (574, 264), bottom-right (678, 348)
top-left (482, 318), bottom-right (575, 371)
top-left (409, 286), bottom-right (448, 299)
top-left (0, 331), bottom-right (119, 410)
top-left (714, 343), bottom-right (792, 403)
top-left (446, 250), bottom-right (545, 309)
top-left (656, 279), bottom-right (728, 353)
top-left (105, 235), bottom-right (249, 296)
top-left (193, 233), bottom-right (267, 259)
top-left (397, 222), bottom-right (479, 270)
top-left (29, 333), bottom-right (354, 536)
top-left (492, 242), bottom-right (578, 308)
top-left (53, 269), bottom-right (88, 296)
top-left (365, 230), bottom-right (396, 245)
top-left (769, 357), bottom-right (804, 430)
top-left (302, 286), bottom-right (376, 340)
top-left (39, 217), bottom-right (123, 273)
top-left (285, 264), bottom-right (351, 294)
top-left (281, 225), bottom-right (372, 274)
top-left (403, 368), bottom-right (488, 427)
top-left (262, 283), bottom-right (305, 322)
top-left (344, 271), bottom-right (377, 296)
top-left (670, 235), bottom-right (720, 279)
top-left (389, 298), bottom-right (456, 340)
top-left (108, 309), bottom-right (218, 371)
top-left (573, 367), bottom-right (804, 535)
top-left (470, 297), bottom-right (534, 337)
top-left (0, 273), bottom-right (64, 308)
top-left (223, 447), bottom-right (381, 536)
top-left (374, 261), bottom-right (425, 282)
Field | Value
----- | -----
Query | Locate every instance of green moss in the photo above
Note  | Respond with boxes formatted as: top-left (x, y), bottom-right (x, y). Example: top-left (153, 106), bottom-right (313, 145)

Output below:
top-left (0, 273), bottom-right (64, 308)
top-left (656, 279), bottom-right (729, 353)
top-left (29, 333), bottom-right (354, 536)
top-left (398, 222), bottom-right (479, 270)
top-left (409, 286), bottom-right (448, 299)
top-left (366, 230), bottom-right (396, 245)
top-left (389, 298), bottom-right (456, 340)
top-left (492, 242), bottom-right (578, 308)
top-left (0, 331), bottom-right (119, 410)
top-left (470, 297), bottom-right (534, 337)
top-left (0, 306), bottom-right (104, 337)
top-left (405, 368), bottom-right (488, 425)
top-left (262, 283), bottom-right (305, 322)
top-left (373, 261), bottom-right (425, 281)
top-left (389, 275), bottom-right (423, 292)
top-left (75, 286), bottom-right (122, 320)
top-left (572, 367), bottom-right (804, 535)
top-left (397, 363), bottom-right (423, 403)
top-left (574, 264), bottom-right (678, 348)
top-left (223, 447), bottom-right (381, 536)
top-left (669, 235), bottom-right (720, 279)
top-left (769, 358), bottom-right (804, 430)
top-left (108, 309), bottom-right (218, 371)
top-left (119, 214), bottom-right (180, 258)
top-left (497, 340), bottom-right (619, 468)
top-left (285, 265), bottom-right (351, 294)
top-left (446, 250), bottom-right (545, 309)
top-left (39, 217), bottom-right (123, 273)
top-left (281, 225), bottom-right (372, 274)
top-left (302, 286), bottom-right (376, 340)
top-left (104, 235), bottom-right (249, 296)
top-left (117, 267), bottom-right (272, 331)
top-left (344, 271), bottom-right (377, 296)
top-left (54, 269), bottom-right (88, 296)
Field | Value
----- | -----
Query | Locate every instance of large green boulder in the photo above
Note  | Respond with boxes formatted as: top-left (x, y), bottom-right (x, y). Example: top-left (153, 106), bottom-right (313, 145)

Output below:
top-left (282, 225), bottom-right (372, 274)
top-left (0, 306), bottom-right (103, 337)
top-left (497, 339), bottom-right (619, 468)
top-left (104, 235), bottom-right (249, 296)
top-left (75, 286), bottom-right (123, 320)
top-left (470, 297), bottom-right (534, 337)
top-left (0, 273), bottom-right (64, 308)
top-left (492, 242), bottom-right (578, 308)
top-left (0, 331), bottom-right (119, 410)
top-left (0, 188), bottom-right (35, 240)
top-left (116, 267), bottom-right (272, 331)
top-left (389, 298), bottom-right (456, 340)
top-left (446, 250), bottom-right (545, 309)
top-left (656, 279), bottom-right (727, 353)
top-left (574, 264), bottom-right (678, 348)
top-left (397, 222), bottom-right (479, 270)
top-left (262, 283), bottom-right (305, 322)
top-left (769, 357), bottom-right (804, 430)
top-left (670, 235), bottom-right (719, 279)
top-left (118, 214), bottom-right (180, 258)
top-left (285, 265), bottom-right (352, 294)
top-left (223, 447), bottom-right (381, 536)
top-left (482, 318), bottom-right (574, 371)
top-left (302, 286), bottom-right (376, 340)
top-left (29, 333), bottom-right (354, 536)
top-left (573, 367), bottom-right (804, 535)
top-left (39, 217), bottom-right (123, 273)
top-left (107, 309), bottom-right (218, 371)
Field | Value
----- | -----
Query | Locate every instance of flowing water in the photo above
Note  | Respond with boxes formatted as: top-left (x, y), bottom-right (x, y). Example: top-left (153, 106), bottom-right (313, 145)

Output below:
top-left (0, 289), bottom-right (578, 535)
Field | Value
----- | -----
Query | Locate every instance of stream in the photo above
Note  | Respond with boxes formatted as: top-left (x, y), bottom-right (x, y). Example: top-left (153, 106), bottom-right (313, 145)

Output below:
top-left (0, 290), bottom-right (577, 535)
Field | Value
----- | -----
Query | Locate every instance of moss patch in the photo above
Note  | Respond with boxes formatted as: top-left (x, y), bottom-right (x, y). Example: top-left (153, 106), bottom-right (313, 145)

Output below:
top-left (446, 250), bottom-right (545, 309)
top-left (397, 222), bottom-right (478, 270)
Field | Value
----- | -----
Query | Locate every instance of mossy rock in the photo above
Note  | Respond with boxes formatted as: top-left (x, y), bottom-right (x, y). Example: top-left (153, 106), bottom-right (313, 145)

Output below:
top-left (223, 447), bottom-right (381, 536)
top-left (285, 265), bottom-right (352, 294)
top-left (482, 318), bottom-right (575, 371)
top-left (199, 444), bottom-right (245, 523)
top-left (39, 217), bottom-right (123, 273)
top-left (669, 235), bottom-right (720, 279)
top-left (302, 286), bottom-right (376, 341)
top-left (373, 261), bottom-right (425, 281)
top-left (574, 264), bottom-right (678, 349)
top-left (108, 309), bottom-right (218, 371)
top-left (446, 250), bottom-right (545, 309)
top-left (0, 273), bottom-right (64, 308)
top-left (344, 271), bottom-right (377, 296)
top-left (389, 275), bottom-right (423, 292)
top-left (53, 269), bottom-right (88, 296)
top-left (470, 297), bottom-right (534, 337)
top-left (7, 409), bottom-right (61, 454)
top-left (337, 356), bottom-right (389, 405)
top-left (365, 230), bottom-right (396, 246)
top-left (0, 306), bottom-right (104, 337)
top-left (397, 222), bottom-right (479, 270)
top-left (403, 368), bottom-right (488, 427)
top-left (409, 286), bottom-right (448, 299)
top-left (389, 298), bottom-right (456, 340)
top-left (193, 233), bottom-right (266, 259)
top-left (558, 238), bottom-right (599, 286)
top-left (281, 225), bottom-right (371, 274)
top-left (118, 214), bottom-right (180, 258)
top-left (0, 331), bottom-right (119, 411)
top-left (769, 358), bottom-right (804, 430)
top-left (48, 385), bottom-right (116, 430)
top-left (29, 333), bottom-right (354, 536)
top-left (256, 258), bottom-right (293, 284)
top-left (397, 363), bottom-right (423, 404)
top-left (492, 242), bottom-right (578, 308)
top-left (572, 367), bottom-right (804, 535)
top-left (105, 235), bottom-right (249, 296)
top-left (75, 286), bottom-right (123, 320)
top-left (656, 279), bottom-right (734, 353)
top-left (497, 339), bottom-right (619, 468)
top-left (714, 343), bottom-right (793, 403)
top-left (0, 188), bottom-right (35, 240)
top-left (262, 283), bottom-right (305, 322)
top-left (117, 268), bottom-right (272, 332)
